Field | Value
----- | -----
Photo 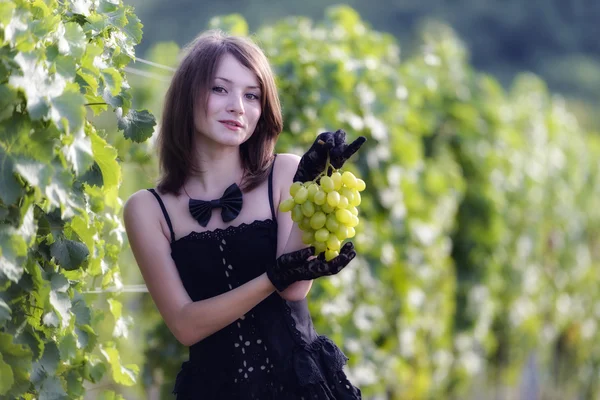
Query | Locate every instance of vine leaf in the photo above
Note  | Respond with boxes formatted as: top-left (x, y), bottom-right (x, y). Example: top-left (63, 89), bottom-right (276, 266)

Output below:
top-left (0, 299), bottom-right (11, 326)
top-left (100, 346), bottom-right (138, 386)
top-left (50, 238), bottom-right (89, 271)
top-left (116, 108), bottom-right (156, 143)
top-left (0, 147), bottom-right (23, 206)
top-left (0, 353), bottom-right (14, 395)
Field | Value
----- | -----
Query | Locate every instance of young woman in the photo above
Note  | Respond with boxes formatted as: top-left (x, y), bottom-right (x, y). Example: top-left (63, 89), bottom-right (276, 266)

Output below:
top-left (123, 30), bottom-right (365, 399)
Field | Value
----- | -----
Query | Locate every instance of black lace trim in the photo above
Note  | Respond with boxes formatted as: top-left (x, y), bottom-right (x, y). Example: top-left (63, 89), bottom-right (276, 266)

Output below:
top-left (173, 219), bottom-right (275, 244)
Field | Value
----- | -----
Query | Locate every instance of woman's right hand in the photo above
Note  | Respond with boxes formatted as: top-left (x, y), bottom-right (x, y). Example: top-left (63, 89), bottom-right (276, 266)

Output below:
top-left (266, 242), bottom-right (356, 292)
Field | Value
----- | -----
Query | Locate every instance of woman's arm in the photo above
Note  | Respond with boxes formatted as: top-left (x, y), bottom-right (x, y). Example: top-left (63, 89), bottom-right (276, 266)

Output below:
top-left (273, 153), bottom-right (314, 301)
top-left (124, 190), bottom-right (276, 346)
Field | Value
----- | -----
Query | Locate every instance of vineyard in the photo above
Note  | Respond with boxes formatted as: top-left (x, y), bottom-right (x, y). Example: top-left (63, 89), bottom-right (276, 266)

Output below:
top-left (1, 2), bottom-right (600, 400)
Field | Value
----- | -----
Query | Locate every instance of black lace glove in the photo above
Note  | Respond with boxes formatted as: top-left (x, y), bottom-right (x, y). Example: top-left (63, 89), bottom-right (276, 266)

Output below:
top-left (293, 130), bottom-right (367, 182)
top-left (266, 242), bottom-right (357, 292)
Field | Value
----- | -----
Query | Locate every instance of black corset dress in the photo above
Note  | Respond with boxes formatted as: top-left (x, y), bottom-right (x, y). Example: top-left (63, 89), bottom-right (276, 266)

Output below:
top-left (147, 156), bottom-right (362, 400)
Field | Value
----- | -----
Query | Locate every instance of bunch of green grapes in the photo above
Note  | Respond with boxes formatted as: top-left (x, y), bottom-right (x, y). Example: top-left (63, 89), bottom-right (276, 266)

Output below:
top-left (279, 168), bottom-right (366, 261)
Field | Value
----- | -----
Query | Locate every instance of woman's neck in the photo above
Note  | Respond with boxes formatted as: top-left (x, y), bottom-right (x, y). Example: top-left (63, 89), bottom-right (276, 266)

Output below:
top-left (185, 147), bottom-right (244, 197)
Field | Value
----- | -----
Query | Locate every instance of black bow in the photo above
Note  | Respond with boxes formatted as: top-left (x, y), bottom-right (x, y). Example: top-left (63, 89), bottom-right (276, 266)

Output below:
top-left (188, 183), bottom-right (243, 227)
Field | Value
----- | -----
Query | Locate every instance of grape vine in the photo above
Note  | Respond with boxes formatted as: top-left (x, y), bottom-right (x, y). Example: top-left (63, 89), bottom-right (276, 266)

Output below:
top-left (0, 1), bottom-right (155, 398)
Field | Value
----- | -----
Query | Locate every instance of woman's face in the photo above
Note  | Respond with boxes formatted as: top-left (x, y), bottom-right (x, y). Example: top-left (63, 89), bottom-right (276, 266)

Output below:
top-left (194, 53), bottom-right (262, 149)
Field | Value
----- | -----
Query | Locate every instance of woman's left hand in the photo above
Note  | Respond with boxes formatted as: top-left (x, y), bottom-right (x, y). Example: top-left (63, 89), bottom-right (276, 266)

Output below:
top-left (293, 129), bottom-right (366, 182)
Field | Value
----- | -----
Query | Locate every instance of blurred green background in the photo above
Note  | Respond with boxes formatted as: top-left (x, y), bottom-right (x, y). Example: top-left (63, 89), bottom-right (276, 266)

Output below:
top-left (106, 1), bottom-right (600, 399)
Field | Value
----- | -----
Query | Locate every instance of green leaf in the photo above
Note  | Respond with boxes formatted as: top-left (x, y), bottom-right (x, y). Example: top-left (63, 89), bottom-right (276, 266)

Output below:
top-left (0, 332), bottom-right (32, 390)
top-left (97, 390), bottom-right (125, 400)
top-left (0, 225), bottom-right (27, 283)
top-left (1, 115), bottom-right (57, 163)
top-left (42, 311), bottom-right (59, 328)
top-left (59, 333), bottom-right (77, 360)
top-left (72, 295), bottom-right (91, 326)
top-left (123, 11), bottom-right (142, 44)
top-left (74, 324), bottom-right (96, 352)
top-left (70, 215), bottom-right (94, 252)
top-left (100, 345), bottom-right (138, 386)
top-left (70, 0), bottom-right (92, 16)
top-left (50, 237), bottom-right (89, 271)
top-left (0, 352), bottom-right (14, 395)
top-left (0, 298), bottom-right (11, 326)
top-left (102, 87), bottom-right (132, 110)
top-left (0, 86), bottom-right (18, 122)
top-left (0, 146), bottom-right (23, 206)
top-left (59, 22), bottom-right (86, 59)
top-left (49, 289), bottom-right (72, 328)
top-left (52, 55), bottom-right (77, 81)
top-left (76, 71), bottom-right (99, 95)
top-left (64, 128), bottom-right (94, 177)
top-left (102, 67), bottom-right (123, 96)
top-left (87, 358), bottom-right (107, 383)
top-left (208, 14), bottom-right (249, 36)
top-left (107, 298), bottom-right (122, 320)
top-left (5, 8), bottom-right (34, 51)
top-left (38, 375), bottom-right (67, 400)
top-left (13, 158), bottom-right (53, 190)
top-left (13, 328), bottom-right (44, 361)
top-left (39, 341), bottom-right (60, 376)
top-left (14, 203), bottom-right (35, 248)
top-left (116, 108), bottom-right (156, 143)
top-left (84, 13), bottom-right (107, 35)
top-left (90, 130), bottom-right (121, 189)
top-left (49, 83), bottom-right (85, 134)
top-left (65, 370), bottom-right (84, 399)
top-left (0, 3), bottom-right (15, 26)
top-left (9, 52), bottom-right (65, 121)
top-left (50, 272), bottom-right (69, 292)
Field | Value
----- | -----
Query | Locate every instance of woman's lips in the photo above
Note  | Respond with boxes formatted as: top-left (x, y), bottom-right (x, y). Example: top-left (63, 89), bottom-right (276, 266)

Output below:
top-left (220, 120), bottom-right (243, 131)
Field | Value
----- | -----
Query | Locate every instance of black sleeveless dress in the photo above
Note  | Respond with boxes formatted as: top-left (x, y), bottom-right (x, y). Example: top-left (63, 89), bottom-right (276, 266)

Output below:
top-left (147, 156), bottom-right (362, 400)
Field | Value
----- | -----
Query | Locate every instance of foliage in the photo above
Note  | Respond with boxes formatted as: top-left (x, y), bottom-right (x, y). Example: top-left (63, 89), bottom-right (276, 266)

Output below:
top-left (128, 0), bottom-right (600, 132)
top-left (0, 0), bottom-right (155, 398)
top-left (129, 7), bottom-right (600, 399)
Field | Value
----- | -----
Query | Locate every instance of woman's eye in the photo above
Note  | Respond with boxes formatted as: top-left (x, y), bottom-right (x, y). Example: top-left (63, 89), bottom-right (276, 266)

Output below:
top-left (212, 86), bottom-right (226, 93)
top-left (246, 93), bottom-right (259, 100)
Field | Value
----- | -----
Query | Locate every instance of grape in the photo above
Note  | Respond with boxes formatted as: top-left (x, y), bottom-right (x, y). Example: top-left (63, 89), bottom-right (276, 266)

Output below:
top-left (279, 160), bottom-right (367, 260)
top-left (355, 179), bottom-right (366, 192)
top-left (331, 172), bottom-right (343, 190)
top-left (313, 191), bottom-right (326, 205)
top-left (315, 228), bottom-right (330, 243)
top-left (325, 214), bottom-right (340, 232)
top-left (320, 176), bottom-right (334, 192)
top-left (301, 201), bottom-right (315, 217)
top-left (294, 186), bottom-right (308, 204)
top-left (337, 196), bottom-right (349, 209)
top-left (310, 211), bottom-right (326, 230)
top-left (307, 183), bottom-right (319, 200)
top-left (279, 198), bottom-right (295, 213)
top-left (302, 230), bottom-right (314, 244)
top-left (321, 202), bottom-right (335, 214)
top-left (347, 227), bottom-right (356, 238)
top-left (342, 171), bottom-right (357, 188)
top-left (326, 235), bottom-right (341, 251)
top-left (335, 209), bottom-right (352, 224)
top-left (327, 191), bottom-right (340, 207)
top-left (325, 250), bottom-right (339, 261)
top-left (290, 181), bottom-right (303, 196)
top-left (291, 205), bottom-right (304, 222)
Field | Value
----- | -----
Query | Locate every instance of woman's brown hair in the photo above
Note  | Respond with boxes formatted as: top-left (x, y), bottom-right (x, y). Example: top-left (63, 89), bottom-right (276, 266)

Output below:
top-left (156, 30), bottom-right (283, 195)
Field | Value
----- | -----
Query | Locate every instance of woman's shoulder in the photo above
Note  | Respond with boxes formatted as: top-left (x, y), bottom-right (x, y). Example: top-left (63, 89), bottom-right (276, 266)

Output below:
top-left (123, 188), bottom-right (166, 223)
top-left (273, 152), bottom-right (300, 179)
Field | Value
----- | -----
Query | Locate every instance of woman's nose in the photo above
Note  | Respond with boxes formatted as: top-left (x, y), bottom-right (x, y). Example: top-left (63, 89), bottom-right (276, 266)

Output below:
top-left (227, 94), bottom-right (244, 114)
